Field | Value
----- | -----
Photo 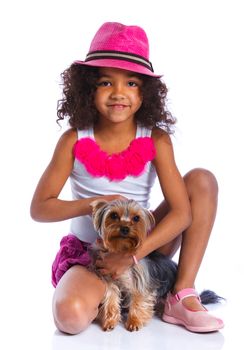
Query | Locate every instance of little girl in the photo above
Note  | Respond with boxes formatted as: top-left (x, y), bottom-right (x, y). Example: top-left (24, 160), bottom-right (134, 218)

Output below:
top-left (30, 22), bottom-right (224, 334)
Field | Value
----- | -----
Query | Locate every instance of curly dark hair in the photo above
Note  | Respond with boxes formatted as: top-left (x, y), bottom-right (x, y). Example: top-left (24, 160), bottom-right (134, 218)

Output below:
top-left (57, 64), bottom-right (176, 133)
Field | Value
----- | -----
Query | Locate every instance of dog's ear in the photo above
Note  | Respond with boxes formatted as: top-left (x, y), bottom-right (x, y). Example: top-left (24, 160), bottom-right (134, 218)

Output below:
top-left (90, 199), bottom-right (109, 234)
top-left (143, 209), bottom-right (156, 231)
top-left (90, 199), bottom-right (108, 214)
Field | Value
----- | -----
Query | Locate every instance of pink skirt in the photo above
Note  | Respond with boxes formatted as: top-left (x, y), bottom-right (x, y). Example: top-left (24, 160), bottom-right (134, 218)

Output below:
top-left (52, 234), bottom-right (92, 287)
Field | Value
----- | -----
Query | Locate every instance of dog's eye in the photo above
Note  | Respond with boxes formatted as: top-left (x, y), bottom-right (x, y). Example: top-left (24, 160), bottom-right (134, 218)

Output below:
top-left (132, 215), bottom-right (140, 222)
top-left (110, 212), bottom-right (119, 220)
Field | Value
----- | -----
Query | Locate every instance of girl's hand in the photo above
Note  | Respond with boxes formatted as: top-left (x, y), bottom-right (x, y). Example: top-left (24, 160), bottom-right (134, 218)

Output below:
top-left (95, 251), bottom-right (134, 279)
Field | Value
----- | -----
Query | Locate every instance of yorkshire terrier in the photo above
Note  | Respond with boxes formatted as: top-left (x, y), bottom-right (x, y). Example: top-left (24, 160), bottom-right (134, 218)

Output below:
top-left (90, 198), bottom-right (177, 332)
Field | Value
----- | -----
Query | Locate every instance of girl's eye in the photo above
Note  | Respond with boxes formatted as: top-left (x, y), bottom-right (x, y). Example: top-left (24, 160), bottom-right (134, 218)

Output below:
top-left (132, 215), bottom-right (140, 222)
top-left (128, 81), bottom-right (138, 87)
top-left (110, 212), bottom-right (119, 220)
top-left (97, 81), bottom-right (111, 87)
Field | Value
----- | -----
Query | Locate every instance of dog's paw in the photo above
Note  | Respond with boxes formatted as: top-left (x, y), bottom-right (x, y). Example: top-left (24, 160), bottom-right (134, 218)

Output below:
top-left (102, 319), bottom-right (118, 332)
top-left (125, 318), bottom-right (143, 332)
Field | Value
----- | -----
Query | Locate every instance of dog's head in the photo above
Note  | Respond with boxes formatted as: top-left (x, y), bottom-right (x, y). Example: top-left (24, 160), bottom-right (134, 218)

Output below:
top-left (91, 199), bottom-right (155, 253)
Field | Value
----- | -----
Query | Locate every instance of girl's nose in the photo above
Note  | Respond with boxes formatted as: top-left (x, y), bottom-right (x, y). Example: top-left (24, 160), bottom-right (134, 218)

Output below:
top-left (110, 83), bottom-right (125, 99)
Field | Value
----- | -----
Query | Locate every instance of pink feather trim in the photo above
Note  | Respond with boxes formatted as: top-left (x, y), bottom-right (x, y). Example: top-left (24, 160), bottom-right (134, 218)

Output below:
top-left (73, 137), bottom-right (156, 181)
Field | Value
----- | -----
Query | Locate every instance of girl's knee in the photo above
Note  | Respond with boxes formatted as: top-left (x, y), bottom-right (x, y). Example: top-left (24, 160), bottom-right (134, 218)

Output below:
top-left (184, 168), bottom-right (218, 197)
top-left (53, 295), bottom-right (97, 335)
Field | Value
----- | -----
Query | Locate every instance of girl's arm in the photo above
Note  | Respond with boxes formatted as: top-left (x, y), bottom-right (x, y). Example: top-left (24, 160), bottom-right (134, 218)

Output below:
top-left (136, 128), bottom-right (192, 258)
top-left (30, 128), bottom-right (122, 222)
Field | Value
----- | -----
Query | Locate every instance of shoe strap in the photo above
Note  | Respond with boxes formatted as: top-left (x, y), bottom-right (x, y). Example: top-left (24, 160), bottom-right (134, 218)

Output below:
top-left (174, 288), bottom-right (199, 302)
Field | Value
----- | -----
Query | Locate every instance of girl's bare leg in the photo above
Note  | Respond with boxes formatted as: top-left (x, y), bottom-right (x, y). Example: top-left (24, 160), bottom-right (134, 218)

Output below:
top-left (52, 265), bottom-right (106, 334)
top-left (154, 168), bottom-right (218, 311)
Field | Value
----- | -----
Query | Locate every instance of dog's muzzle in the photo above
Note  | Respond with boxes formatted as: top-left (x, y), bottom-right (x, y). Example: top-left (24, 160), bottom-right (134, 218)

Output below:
top-left (120, 226), bottom-right (130, 236)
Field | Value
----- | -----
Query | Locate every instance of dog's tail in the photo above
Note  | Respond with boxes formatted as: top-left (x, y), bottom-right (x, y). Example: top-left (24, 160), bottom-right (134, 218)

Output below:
top-left (199, 289), bottom-right (225, 305)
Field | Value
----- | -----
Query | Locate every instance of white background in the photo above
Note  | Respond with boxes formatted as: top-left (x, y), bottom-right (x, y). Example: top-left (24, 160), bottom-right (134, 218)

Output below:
top-left (0, 1), bottom-right (243, 349)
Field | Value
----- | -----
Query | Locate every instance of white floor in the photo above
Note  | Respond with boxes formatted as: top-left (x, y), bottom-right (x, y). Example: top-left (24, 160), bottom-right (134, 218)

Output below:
top-left (53, 314), bottom-right (226, 350)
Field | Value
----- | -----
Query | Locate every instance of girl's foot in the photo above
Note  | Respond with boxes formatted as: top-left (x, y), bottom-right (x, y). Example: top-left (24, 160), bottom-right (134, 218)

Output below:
top-left (181, 295), bottom-right (206, 311)
top-left (162, 288), bottom-right (224, 333)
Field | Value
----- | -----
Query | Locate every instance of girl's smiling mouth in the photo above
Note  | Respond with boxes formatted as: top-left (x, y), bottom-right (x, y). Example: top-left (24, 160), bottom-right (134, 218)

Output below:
top-left (108, 104), bottom-right (129, 110)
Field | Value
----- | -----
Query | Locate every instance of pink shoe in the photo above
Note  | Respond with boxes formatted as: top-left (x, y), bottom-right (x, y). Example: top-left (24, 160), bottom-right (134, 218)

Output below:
top-left (162, 288), bottom-right (224, 333)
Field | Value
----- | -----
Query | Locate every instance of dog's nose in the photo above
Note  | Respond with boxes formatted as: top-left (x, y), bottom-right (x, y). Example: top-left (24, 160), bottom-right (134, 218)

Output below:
top-left (120, 226), bottom-right (130, 236)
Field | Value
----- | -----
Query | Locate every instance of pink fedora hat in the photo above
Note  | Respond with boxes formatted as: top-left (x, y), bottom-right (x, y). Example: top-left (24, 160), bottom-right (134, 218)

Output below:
top-left (74, 22), bottom-right (162, 78)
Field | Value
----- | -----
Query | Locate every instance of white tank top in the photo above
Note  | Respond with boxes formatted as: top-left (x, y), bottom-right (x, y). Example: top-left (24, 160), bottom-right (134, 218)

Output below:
top-left (70, 125), bottom-right (157, 243)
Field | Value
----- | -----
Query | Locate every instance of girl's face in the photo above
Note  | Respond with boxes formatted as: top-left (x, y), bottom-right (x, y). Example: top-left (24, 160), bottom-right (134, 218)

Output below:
top-left (94, 67), bottom-right (143, 125)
